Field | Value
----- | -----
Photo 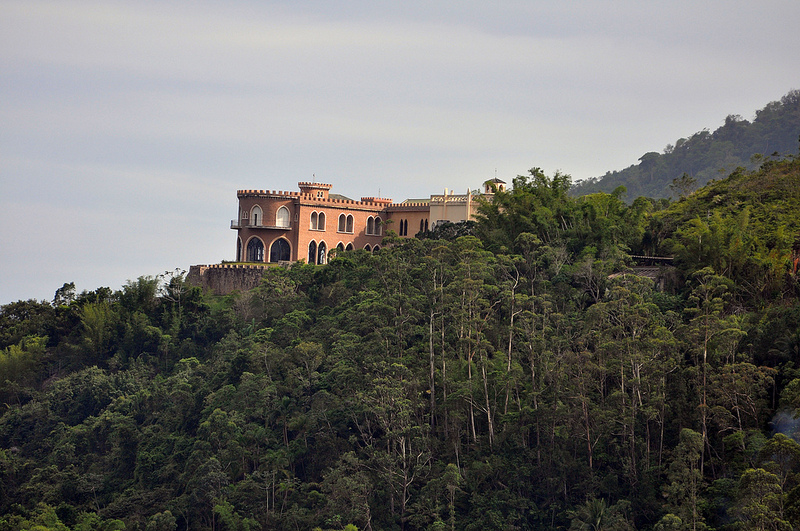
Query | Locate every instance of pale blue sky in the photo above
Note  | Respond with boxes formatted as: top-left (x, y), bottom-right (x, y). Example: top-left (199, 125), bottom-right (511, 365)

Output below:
top-left (2, 0), bottom-right (799, 303)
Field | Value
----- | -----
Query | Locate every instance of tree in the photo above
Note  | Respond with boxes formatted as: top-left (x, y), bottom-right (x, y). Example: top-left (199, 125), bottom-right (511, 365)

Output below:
top-left (662, 429), bottom-right (706, 531)
top-left (737, 468), bottom-right (790, 530)
top-left (568, 497), bottom-right (634, 531)
top-left (681, 268), bottom-right (737, 476)
top-left (670, 173), bottom-right (698, 199)
top-left (52, 282), bottom-right (76, 307)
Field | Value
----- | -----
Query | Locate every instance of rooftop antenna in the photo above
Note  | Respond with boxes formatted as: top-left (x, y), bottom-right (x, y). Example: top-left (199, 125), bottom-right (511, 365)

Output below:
top-left (312, 173), bottom-right (316, 183)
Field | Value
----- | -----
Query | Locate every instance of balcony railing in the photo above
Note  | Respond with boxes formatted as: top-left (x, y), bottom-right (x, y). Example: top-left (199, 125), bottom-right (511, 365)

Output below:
top-left (231, 220), bottom-right (292, 230)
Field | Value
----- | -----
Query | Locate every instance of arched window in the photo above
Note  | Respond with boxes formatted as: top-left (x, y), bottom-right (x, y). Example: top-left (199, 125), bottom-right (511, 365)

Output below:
top-left (425, 219), bottom-right (429, 231)
top-left (364, 244), bottom-right (371, 252)
top-left (403, 219), bottom-right (408, 236)
top-left (337, 242), bottom-right (344, 251)
top-left (338, 214), bottom-right (346, 232)
top-left (318, 212), bottom-right (326, 231)
top-left (318, 241), bottom-right (327, 264)
top-left (420, 219), bottom-right (424, 233)
top-left (375, 217), bottom-right (382, 236)
top-left (346, 215), bottom-right (354, 233)
top-left (308, 241), bottom-right (317, 265)
top-left (276, 206), bottom-right (290, 228)
top-left (246, 237), bottom-right (264, 262)
top-left (251, 205), bottom-right (263, 227)
top-left (311, 212), bottom-right (318, 230)
top-left (269, 238), bottom-right (290, 262)
top-left (367, 217), bottom-right (375, 235)
top-left (373, 245), bottom-right (381, 252)
top-left (345, 243), bottom-right (354, 251)
top-left (236, 237), bottom-right (242, 261)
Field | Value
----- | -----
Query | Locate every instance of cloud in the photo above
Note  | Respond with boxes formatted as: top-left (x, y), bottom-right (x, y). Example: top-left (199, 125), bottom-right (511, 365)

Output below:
top-left (2, 0), bottom-right (800, 303)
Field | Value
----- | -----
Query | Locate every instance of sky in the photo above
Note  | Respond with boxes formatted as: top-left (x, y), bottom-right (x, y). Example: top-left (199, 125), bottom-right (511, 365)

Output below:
top-left (2, 0), bottom-right (799, 305)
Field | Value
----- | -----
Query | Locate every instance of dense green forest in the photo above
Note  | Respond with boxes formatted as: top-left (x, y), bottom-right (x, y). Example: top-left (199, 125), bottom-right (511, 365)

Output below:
top-left (3, 155), bottom-right (800, 530)
top-left (571, 89), bottom-right (800, 199)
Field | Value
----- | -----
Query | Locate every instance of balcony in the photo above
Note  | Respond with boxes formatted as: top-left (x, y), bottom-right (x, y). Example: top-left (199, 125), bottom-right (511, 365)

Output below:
top-left (231, 220), bottom-right (292, 230)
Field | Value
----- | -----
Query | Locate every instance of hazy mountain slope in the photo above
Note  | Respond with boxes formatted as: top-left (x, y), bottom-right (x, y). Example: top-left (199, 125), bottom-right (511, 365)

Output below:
top-left (572, 89), bottom-right (800, 199)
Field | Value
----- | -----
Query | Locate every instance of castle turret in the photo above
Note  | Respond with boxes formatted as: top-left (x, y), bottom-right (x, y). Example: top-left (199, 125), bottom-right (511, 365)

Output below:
top-left (484, 178), bottom-right (506, 194)
top-left (298, 181), bottom-right (333, 199)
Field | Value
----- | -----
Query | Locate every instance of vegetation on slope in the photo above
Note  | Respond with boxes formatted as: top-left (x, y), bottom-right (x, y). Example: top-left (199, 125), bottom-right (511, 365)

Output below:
top-left (2, 157), bottom-right (800, 530)
top-left (572, 89), bottom-right (800, 199)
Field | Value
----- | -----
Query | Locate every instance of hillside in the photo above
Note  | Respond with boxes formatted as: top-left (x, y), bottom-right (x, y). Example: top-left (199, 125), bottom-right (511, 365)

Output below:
top-left (2, 159), bottom-right (800, 530)
top-left (572, 89), bottom-right (800, 199)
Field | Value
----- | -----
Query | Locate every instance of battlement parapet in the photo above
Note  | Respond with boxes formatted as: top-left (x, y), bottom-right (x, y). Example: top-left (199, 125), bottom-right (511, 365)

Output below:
top-left (386, 202), bottom-right (430, 210)
top-left (360, 197), bottom-right (393, 204)
top-left (237, 189), bottom-right (300, 198)
top-left (296, 195), bottom-right (396, 208)
top-left (298, 181), bottom-right (333, 189)
top-left (187, 263), bottom-right (286, 295)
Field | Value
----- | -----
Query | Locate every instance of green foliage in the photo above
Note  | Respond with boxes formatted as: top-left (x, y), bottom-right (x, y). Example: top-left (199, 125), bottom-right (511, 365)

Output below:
top-left (2, 155), bottom-right (800, 529)
top-left (573, 89), bottom-right (800, 199)
top-left (658, 155), bottom-right (800, 305)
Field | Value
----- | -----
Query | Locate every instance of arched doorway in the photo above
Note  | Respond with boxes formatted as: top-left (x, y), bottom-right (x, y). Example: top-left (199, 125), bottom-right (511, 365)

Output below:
top-left (269, 238), bottom-right (290, 262)
top-left (246, 237), bottom-right (264, 262)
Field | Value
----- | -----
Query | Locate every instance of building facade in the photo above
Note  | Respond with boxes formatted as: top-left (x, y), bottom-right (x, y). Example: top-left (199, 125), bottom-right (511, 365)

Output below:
top-left (231, 179), bottom-right (504, 264)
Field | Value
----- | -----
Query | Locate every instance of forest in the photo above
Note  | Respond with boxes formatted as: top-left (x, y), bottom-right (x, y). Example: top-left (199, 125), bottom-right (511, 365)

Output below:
top-left (2, 154), bottom-right (800, 530)
top-left (571, 89), bottom-right (800, 199)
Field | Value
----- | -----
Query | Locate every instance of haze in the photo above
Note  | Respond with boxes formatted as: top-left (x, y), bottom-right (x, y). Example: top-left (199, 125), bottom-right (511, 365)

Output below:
top-left (2, 0), bottom-right (799, 303)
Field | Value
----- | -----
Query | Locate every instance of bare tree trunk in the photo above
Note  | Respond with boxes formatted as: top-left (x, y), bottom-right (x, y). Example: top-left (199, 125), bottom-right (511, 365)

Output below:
top-left (429, 309), bottom-right (436, 432)
top-left (482, 358), bottom-right (494, 449)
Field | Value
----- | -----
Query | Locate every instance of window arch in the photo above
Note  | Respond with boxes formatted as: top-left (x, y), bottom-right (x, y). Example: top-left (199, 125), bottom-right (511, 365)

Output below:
top-left (345, 243), bottom-right (354, 251)
top-left (336, 242), bottom-right (344, 251)
top-left (364, 244), bottom-right (371, 252)
top-left (425, 219), bottom-right (429, 231)
top-left (246, 237), bottom-right (264, 262)
top-left (318, 241), bottom-right (327, 264)
top-left (251, 205), bottom-right (263, 226)
top-left (308, 241), bottom-right (317, 265)
top-left (237, 237), bottom-right (242, 261)
top-left (338, 214), bottom-right (346, 232)
top-left (420, 219), bottom-right (425, 233)
top-left (373, 245), bottom-right (381, 252)
top-left (346, 215), bottom-right (354, 233)
top-left (375, 217), bottom-right (382, 236)
top-left (276, 206), bottom-right (290, 228)
top-left (311, 212), bottom-right (318, 230)
top-left (318, 212), bottom-right (326, 231)
top-left (269, 238), bottom-right (290, 262)
top-left (367, 217), bottom-right (375, 235)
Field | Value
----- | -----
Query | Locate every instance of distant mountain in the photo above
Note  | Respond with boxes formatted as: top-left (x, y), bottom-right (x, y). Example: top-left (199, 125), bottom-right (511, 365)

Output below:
top-left (572, 89), bottom-right (800, 199)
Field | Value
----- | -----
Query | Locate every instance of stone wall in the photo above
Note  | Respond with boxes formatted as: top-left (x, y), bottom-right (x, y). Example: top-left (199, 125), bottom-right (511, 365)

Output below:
top-left (187, 264), bottom-right (277, 295)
